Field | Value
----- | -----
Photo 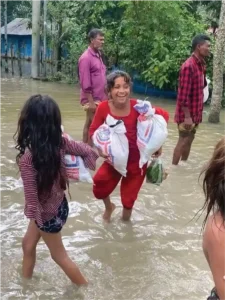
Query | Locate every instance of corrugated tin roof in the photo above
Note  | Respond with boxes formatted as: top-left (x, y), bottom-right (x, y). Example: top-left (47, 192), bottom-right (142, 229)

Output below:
top-left (1, 18), bottom-right (32, 36)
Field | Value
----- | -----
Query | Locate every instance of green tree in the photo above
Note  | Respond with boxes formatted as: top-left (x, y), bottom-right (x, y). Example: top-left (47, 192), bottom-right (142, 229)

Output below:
top-left (32, 0), bottom-right (41, 78)
top-left (208, 0), bottom-right (225, 123)
top-left (10, 0), bottom-right (218, 91)
top-left (120, 1), bottom-right (204, 90)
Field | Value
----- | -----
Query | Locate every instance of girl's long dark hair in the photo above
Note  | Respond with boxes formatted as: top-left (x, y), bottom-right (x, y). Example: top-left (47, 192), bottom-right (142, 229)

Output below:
top-left (200, 137), bottom-right (225, 229)
top-left (14, 95), bottom-right (67, 196)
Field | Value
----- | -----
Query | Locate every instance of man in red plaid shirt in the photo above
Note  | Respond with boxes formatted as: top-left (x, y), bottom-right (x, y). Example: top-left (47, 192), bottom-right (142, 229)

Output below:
top-left (172, 34), bottom-right (211, 165)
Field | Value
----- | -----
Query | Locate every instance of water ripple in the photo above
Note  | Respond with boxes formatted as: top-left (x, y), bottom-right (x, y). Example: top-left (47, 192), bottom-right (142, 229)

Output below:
top-left (1, 78), bottom-right (223, 299)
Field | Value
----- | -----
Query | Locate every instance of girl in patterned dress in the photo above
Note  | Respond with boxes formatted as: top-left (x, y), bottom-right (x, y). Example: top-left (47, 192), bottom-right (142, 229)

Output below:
top-left (14, 95), bottom-right (98, 285)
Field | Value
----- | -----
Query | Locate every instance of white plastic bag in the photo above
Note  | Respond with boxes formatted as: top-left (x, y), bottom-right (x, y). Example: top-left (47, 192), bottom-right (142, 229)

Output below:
top-left (64, 154), bottom-right (93, 183)
top-left (92, 114), bottom-right (129, 176)
top-left (134, 100), bottom-right (168, 168)
top-left (62, 130), bottom-right (93, 183)
top-left (203, 78), bottom-right (210, 103)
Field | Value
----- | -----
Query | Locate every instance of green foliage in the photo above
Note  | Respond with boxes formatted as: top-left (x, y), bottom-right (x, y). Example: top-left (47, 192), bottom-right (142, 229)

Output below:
top-left (201, 0), bottom-right (222, 26)
top-left (7, 0), bottom-right (224, 95)
top-left (1, 0), bottom-right (32, 26)
top-left (119, 1), bottom-right (205, 90)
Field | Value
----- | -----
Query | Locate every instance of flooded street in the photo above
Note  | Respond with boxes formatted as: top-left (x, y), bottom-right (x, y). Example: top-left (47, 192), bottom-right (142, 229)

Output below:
top-left (1, 77), bottom-right (225, 300)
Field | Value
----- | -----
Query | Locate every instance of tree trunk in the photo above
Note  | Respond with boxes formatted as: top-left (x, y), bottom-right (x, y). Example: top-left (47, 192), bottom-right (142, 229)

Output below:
top-left (43, 0), bottom-right (47, 77)
top-left (32, 0), bottom-right (41, 79)
top-left (56, 21), bottom-right (62, 72)
top-left (4, 0), bottom-right (8, 73)
top-left (18, 44), bottom-right (22, 77)
top-left (0, 1), bottom-right (3, 67)
top-left (11, 44), bottom-right (14, 75)
top-left (208, 0), bottom-right (225, 123)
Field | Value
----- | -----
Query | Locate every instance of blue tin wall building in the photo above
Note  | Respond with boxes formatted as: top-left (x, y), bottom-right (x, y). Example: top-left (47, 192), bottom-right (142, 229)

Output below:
top-left (1, 18), bottom-right (52, 59)
top-left (1, 18), bottom-right (33, 58)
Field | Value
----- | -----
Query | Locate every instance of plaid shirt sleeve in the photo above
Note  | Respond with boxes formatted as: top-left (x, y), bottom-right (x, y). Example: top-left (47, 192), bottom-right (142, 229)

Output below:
top-left (177, 65), bottom-right (193, 107)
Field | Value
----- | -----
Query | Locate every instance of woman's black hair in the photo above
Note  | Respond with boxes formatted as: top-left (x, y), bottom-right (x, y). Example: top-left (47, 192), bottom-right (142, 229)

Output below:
top-left (200, 137), bottom-right (225, 229)
top-left (106, 70), bottom-right (132, 93)
top-left (14, 94), bottom-right (67, 197)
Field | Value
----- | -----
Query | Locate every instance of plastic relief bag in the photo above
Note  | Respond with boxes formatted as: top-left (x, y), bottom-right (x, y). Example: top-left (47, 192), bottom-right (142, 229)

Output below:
top-left (146, 158), bottom-right (168, 185)
top-left (203, 78), bottom-right (210, 103)
top-left (92, 114), bottom-right (129, 176)
top-left (62, 129), bottom-right (93, 183)
top-left (134, 100), bottom-right (168, 168)
top-left (64, 154), bottom-right (93, 183)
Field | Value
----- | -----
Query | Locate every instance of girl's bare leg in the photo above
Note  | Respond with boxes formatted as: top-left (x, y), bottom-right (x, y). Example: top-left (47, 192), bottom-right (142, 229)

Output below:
top-left (40, 230), bottom-right (87, 285)
top-left (22, 220), bottom-right (41, 278)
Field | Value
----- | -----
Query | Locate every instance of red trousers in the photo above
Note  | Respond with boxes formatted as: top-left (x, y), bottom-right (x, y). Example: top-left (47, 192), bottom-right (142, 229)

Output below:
top-left (93, 161), bottom-right (147, 209)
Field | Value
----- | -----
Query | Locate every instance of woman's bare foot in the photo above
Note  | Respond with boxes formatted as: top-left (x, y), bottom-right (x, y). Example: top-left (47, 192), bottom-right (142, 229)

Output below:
top-left (103, 203), bottom-right (116, 222)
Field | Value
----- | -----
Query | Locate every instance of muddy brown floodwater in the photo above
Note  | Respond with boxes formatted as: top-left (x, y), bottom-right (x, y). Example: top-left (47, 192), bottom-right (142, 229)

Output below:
top-left (1, 77), bottom-right (225, 300)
